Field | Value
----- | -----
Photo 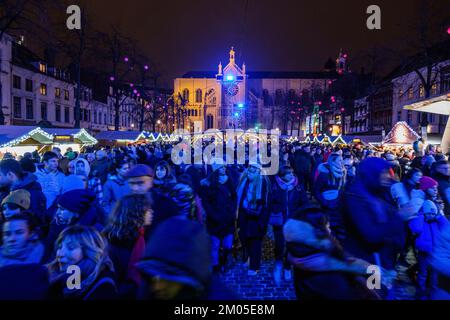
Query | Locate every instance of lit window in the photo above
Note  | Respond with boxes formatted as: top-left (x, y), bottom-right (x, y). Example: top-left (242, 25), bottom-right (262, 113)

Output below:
top-left (431, 82), bottom-right (438, 95)
top-left (40, 83), bottom-right (47, 95)
top-left (39, 63), bottom-right (47, 73)
top-left (64, 89), bottom-right (69, 100)
top-left (55, 87), bottom-right (61, 98)
top-left (419, 85), bottom-right (425, 98)
top-left (408, 88), bottom-right (414, 99)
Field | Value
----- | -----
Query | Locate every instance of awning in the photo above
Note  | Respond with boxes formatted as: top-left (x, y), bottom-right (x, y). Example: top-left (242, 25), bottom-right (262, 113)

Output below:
top-left (404, 94), bottom-right (450, 115)
top-left (95, 131), bottom-right (146, 143)
top-left (382, 121), bottom-right (420, 145)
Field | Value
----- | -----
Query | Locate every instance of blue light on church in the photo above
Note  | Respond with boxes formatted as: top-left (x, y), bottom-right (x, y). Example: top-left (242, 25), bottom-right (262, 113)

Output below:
top-left (237, 103), bottom-right (244, 108)
top-left (226, 74), bottom-right (234, 81)
top-left (234, 112), bottom-right (239, 117)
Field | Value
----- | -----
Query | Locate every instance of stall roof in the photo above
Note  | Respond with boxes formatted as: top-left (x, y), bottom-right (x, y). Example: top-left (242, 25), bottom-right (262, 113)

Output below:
top-left (0, 126), bottom-right (54, 148)
top-left (382, 121), bottom-right (420, 145)
top-left (95, 131), bottom-right (145, 142)
top-left (339, 135), bottom-right (382, 144)
top-left (42, 128), bottom-right (97, 145)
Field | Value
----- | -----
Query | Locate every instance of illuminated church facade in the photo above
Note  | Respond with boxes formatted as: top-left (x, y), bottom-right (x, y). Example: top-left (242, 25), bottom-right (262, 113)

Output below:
top-left (173, 47), bottom-right (338, 134)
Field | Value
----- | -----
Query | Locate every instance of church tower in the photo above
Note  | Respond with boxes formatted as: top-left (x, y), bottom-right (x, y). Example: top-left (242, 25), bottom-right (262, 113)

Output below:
top-left (216, 47), bottom-right (247, 129)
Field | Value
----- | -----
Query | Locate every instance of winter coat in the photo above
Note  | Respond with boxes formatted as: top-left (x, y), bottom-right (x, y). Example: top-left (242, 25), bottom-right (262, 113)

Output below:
top-left (91, 158), bottom-right (110, 185)
top-left (409, 205), bottom-right (449, 254)
top-left (34, 168), bottom-right (65, 209)
top-left (270, 176), bottom-right (309, 222)
top-left (237, 177), bottom-right (272, 239)
top-left (107, 234), bottom-right (150, 299)
top-left (102, 175), bottom-right (131, 215)
top-left (0, 240), bottom-right (45, 267)
top-left (432, 172), bottom-right (450, 216)
top-left (200, 177), bottom-right (237, 237)
top-left (284, 218), bottom-right (377, 300)
top-left (48, 261), bottom-right (117, 300)
top-left (0, 264), bottom-right (49, 299)
top-left (341, 158), bottom-right (406, 270)
top-left (293, 150), bottom-right (315, 177)
top-left (430, 224), bottom-right (450, 297)
top-left (10, 173), bottom-right (47, 226)
top-left (185, 165), bottom-right (207, 194)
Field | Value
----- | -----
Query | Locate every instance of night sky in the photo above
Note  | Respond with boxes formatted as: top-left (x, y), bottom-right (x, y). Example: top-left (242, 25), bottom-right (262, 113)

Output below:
top-left (83, 0), bottom-right (450, 86)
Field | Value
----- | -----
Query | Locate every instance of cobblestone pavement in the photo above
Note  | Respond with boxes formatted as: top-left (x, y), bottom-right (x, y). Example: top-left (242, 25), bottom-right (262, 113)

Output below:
top-left (218, 226), bottom-right (416, 300)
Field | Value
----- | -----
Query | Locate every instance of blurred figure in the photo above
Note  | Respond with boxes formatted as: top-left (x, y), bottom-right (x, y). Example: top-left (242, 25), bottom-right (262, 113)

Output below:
top-left (102, 160), bottom-right (131, 215)
top-left (409, 176), bottom-right (449, 299)
top-left (137, 217), bottom-right (235, 300)
top-left (104, 194), bottom-right (153, 298)
top-left (0, 214), bottom-right (45, 267)
top-left (270, 165), bottom-right (308, 284)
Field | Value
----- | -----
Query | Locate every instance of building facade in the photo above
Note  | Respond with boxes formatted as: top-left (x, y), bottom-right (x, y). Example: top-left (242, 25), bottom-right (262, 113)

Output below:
top-left (174, 47), bottom-right (338, 134)
top-left (0, 34), bottom-right (135, 132)
top-left (391, 60), bottom-right (450, 136)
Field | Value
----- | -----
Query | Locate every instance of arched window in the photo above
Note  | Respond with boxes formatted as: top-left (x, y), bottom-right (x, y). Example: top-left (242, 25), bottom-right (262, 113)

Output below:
top-left (195, 89), bottom-right (202, 103)
top-left (182, 88), bottom-right (189, 102)
top-left (194, 110), bottom-right (198, 117)
top-left (207, 114), bottom-right (214, 129)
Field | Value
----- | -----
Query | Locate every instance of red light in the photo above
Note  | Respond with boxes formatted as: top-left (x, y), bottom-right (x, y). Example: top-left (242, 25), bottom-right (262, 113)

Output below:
top-left (447, 27), bottom-right (450, 34)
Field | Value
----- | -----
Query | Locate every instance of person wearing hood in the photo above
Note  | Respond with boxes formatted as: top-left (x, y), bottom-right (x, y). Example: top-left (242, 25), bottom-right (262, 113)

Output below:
top-left (431, 160), bottom-right (450, 216)
top-left (34, 151), bottom-right (65, 210)
top-left (409, 176), bottom-right (449, 299)
top-left (270, 165), bottom-right (309, 284)
top-left (45, 188), bottom-right (103, 259)
top-left (0, 159), bottom-right (47, 227)
top-left (0, 213), bottom-right (45, 267)
top-left (136, 217), bottom-right (236, 300)
top-left (200, 161), bottom-right (237, 274)
top-left (103, 194), bottom-right (153, 298)
top-left (341, 157), bottom-right (414, 277)
top-left (284, 205), bottom-right (387, 300)
top-left (236, 163), bottom-right (272, 276)
top-left (153, 161), bottom-right (177, 196)
top-left (385, 152), bottom-right (402, 180)
top-left (313, 153), bottom-right (347, 241)
top-left (102, 160), bottom-right (131, 216)
top-left (47, 225), bottom-right (117, 300)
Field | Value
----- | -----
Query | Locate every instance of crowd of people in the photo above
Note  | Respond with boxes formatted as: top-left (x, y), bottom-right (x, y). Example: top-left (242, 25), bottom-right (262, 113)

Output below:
top-left (0, 138), bottom-right (449, 300)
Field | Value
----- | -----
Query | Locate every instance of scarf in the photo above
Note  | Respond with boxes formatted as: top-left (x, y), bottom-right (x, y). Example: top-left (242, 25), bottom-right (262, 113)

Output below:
top-left (276, 175), bottom-right (298, 191)
top-left (236, 170), bottom-right (269, 215)
top-left (127, 227), bottom-right (146, 287)
top-left (49, 255), bottom-right (114, 299)
top-left (0, 240), bottom-right (44, 268)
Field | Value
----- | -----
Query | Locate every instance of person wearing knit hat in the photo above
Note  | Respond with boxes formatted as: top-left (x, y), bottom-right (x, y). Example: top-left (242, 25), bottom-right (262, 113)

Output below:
top-left (409, 175), bottom-right (449, 299)
top-left (419, 176), bottom-right (438, 191)
top-left (1, 189), bottom-right (31, 220)
top-left (62, 175), bottom-right (86, 194)
top-left (125, 164), bottom-right (154, 195)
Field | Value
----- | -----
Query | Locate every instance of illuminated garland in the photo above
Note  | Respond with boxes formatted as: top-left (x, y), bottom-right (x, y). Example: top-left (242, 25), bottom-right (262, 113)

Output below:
top-left (0, 127), bottom-right (54, 148)
top-left (73, 128), bottom-right (98, 146)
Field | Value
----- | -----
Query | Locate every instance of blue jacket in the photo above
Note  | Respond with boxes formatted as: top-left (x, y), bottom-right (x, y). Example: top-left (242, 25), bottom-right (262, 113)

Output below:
top-left (409, 212), bottom-right (449, 254)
